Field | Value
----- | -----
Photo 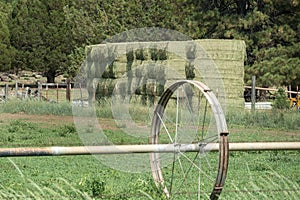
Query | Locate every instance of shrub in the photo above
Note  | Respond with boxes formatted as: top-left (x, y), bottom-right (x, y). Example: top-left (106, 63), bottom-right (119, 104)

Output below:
top-left (273, 88), bottom-right (289, 110)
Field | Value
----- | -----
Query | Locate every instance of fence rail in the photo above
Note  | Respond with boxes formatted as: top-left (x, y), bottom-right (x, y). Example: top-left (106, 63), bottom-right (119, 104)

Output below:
top-left (0, 80), bottom-right (80, 102)
top-left (244, 86), bottom-right (299, 95)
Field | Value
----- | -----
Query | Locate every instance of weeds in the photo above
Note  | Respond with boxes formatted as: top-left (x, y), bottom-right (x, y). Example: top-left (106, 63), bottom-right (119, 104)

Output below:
top-left (0, 100), bottom-right (72, 116)
top-left (58, 125), bottom-right (77, 137)
top-left (1, 99), bottom-right (299, 131)
top-left (0, 120), bottom-right (82, 147)
top-left (0, 177), bottom-right (93, 200)
top-left (223, 151), bottom-right (300, 200)
top-left (226, 110), bottom-right (300, 130)
top-left (0, 99), bottom-right (299, 199)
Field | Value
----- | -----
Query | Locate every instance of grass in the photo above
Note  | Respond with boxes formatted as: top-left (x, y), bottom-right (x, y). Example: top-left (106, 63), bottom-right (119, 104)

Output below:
top-left (0, 99), bottom-right (73, 116)
top-left (0, 120), bottom-right (82, 147)
top-left (223, 151), bottom-right (299, 199)
top-left (0, 100), bottom-right (299, 199)
top-left (0, 149), bottom-right (298, 199)
top-left (1, 99), bottom-right (300, 130)
top-left (226, 109), bottom-right (300, 130)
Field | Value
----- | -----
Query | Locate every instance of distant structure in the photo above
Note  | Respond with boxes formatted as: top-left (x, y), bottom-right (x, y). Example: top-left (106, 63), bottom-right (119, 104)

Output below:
top-left (84, 39), bottom-right (246, 111)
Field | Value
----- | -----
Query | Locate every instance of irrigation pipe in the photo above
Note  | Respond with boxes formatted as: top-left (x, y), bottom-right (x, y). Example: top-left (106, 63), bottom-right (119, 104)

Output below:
top-left (0, 142), bottom-right (299, 157)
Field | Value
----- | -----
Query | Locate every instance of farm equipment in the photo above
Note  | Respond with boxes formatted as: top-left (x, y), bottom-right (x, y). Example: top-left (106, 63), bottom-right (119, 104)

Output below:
top-left (288, 86), bottom-right (299, 109)
top-left (289, 97), bottom-right (300, 109)
top-left (244, 85), bottom-right (300, 110)
top-left (1, 80), bottom-right (300, 199)
top-left (1, 80), bottom-right (229, 199)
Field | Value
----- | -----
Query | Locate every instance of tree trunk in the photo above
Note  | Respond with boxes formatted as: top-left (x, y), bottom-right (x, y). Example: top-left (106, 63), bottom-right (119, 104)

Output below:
top-left (46, 68), bottom-right (56, 83)
top-left (236, 0), bottom-right (249, 16)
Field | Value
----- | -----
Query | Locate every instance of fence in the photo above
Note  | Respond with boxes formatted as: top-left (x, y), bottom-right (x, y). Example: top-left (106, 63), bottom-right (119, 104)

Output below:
top-left (0, 79), bottom-right (299, 199)
top-left (0, 80), bottom-right (88, 103)
top-left (244, 84), bottom-right (300, 110)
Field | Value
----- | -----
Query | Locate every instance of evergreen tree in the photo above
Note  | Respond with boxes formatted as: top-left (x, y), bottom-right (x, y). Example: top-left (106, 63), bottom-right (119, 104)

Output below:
top-left (10, 0), bottom-right (73, 82)
top-left (0, 1), bottom-right (14, 72)
top-left (5, 0), bottom-right (300, 88)
top-left (186, 0), bottom-right (300, 88)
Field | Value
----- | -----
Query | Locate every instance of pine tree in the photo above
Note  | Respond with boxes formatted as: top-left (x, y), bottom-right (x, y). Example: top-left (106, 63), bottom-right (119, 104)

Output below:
top-left (10, 0), bottom-right (73, 82)
top-left (0, 1), bottom-right (14, 72)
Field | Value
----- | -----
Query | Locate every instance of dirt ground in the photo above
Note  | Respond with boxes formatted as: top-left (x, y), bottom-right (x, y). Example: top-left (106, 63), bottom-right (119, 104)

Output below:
top-left (0, 113), bottom-right (299, 140)
top-left (0, 113), bottom-right (74, 126)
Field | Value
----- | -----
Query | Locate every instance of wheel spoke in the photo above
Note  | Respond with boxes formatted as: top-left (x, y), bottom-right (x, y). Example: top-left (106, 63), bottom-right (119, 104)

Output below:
top-left (150, 80), bottom-right (229, 199)
top-left (198, 157), bottom-right (201, 200)
top-left (155, 111), bottom-right (174, 143)
top-left (175, 88), bottom-right (180, 143)
top-left (170, 152), bottom-right (200, 196)
top-left (177, 157), bottom-right (194, 199)
top-left (179, 152), bottom-right (215, 182)
top-left (169, 153), bottom-right (176, 194)
top-left (201, 99), bottom-right (208, 140)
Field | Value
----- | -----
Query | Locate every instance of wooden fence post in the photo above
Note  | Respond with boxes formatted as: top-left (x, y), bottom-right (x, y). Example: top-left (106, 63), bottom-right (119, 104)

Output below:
top-left (56, 83), bottom-right (59, 103)
top-left (251, 75), bottom-right (256, 112)
top-left (21, 84), bottom-right (25, 99)
top-left (4, 83), bottom-right (9, 100)
top-left (45, 84), bottom-right (49, 100)
top-left (38, 82), bottom-right (42, 101)
top-left (288, 85), bottom-right (292, 98)
top-left (79, 83), bottom-right (83, 103)
top-left (15, 81), bottom-right (18, 98)
top-left (66, 79), bottom-right (71, 102)
top-left (297, 86), bottom-right (299, 109)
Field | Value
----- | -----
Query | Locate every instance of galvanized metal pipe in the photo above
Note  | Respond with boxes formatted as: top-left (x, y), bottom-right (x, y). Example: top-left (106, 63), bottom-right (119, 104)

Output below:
top-left (228, 142), bottom-right (300, 151)
top-left (0, 142), bottom-right (299, 157)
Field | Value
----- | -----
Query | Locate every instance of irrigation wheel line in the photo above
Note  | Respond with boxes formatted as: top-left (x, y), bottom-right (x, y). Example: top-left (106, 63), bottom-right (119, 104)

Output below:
top-left (149, 80), bottom-right (229, 200)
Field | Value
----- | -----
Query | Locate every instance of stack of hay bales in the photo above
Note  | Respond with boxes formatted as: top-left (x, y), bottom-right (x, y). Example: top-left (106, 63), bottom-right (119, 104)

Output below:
top-left (84, 39), bottom-right (245, 110)
top-left (195, 39), bottom-right (246, 110)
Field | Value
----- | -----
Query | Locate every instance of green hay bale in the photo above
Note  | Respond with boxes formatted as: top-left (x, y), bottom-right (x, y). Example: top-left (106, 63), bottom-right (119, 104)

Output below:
top-left (145, 80), bottom-right (156, 96)
top-left (87, 40), bottom-right (246, 110)
top-left (145, 64), bottom-right (156, 79)
top-left (185, 62), bottom-right (195, 80)
top-left (126, 48), bottom-right (134, 63)
top-left (135, 48), bottom-right (146, 61)
top-left (113, 62), bottom-right (127, 78)
top-left (87, 62), bottom-right (96, 78)
top-left (135, 67), bottom-right (143, 78)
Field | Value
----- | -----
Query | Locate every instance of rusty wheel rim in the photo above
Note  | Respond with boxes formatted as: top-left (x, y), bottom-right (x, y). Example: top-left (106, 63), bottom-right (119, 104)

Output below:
top-left (150, 80), bottom-right (229, 199)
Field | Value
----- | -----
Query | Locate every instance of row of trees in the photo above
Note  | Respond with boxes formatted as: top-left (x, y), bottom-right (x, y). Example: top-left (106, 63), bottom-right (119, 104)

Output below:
top-left (0, 0), bottom-right (299, 88)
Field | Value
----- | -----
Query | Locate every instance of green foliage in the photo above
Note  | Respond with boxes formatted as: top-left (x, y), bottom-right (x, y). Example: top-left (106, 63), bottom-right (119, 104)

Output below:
top-left (0, 122), bottom-right (298, 199)
top-left (188, 1), bottom-right (300, 88)
top-left (185, 63), bottom-right (195, 80)
top-left (67, 46), bottom-right (86, 79)
top-left (0, 99), bottom-right (73, 116)
top-left (58, 125), bottom-right (77, 137)
top-left (0, 106), bottom-right (299, 199)
top-left (3, 0), bottom-right (300, 88)
top-left (226, 109), bottom-right (300, 130)
top-left (82, 176), bottom-right (106, 197)
top-left (0, 119), bottom-right (81, 147)
top-left (273, 88), bottom-right (290, 109)
top-left (10, 0), bottom-right (73, 82)
top-left (0, 1), bottom-right (14, 72)
top-left (8, 120), bottom-right (39, 134)
top-left (135, 49), bottom-right (146, 61)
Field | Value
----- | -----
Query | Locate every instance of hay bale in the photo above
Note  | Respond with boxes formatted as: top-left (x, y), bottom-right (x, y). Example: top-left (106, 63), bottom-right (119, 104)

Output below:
top-left (113, 61), bottom-right (127, 78)
top-left (86, 40), bottom-right (246, 110)
top-left (195, 39), bottom-right (246, 110)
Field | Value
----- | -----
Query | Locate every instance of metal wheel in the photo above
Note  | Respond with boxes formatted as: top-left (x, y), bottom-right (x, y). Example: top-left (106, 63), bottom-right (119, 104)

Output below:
top-left (150, 80), bottom-right (229, 199)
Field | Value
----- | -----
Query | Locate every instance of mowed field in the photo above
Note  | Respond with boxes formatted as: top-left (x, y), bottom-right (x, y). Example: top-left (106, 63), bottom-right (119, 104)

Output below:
top-left (0, 103), bottom-right (299, 199)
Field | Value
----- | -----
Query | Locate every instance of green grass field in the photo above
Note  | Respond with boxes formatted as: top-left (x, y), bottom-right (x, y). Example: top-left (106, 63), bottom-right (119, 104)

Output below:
top-left (0, 101), bottom-right (299, 199)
